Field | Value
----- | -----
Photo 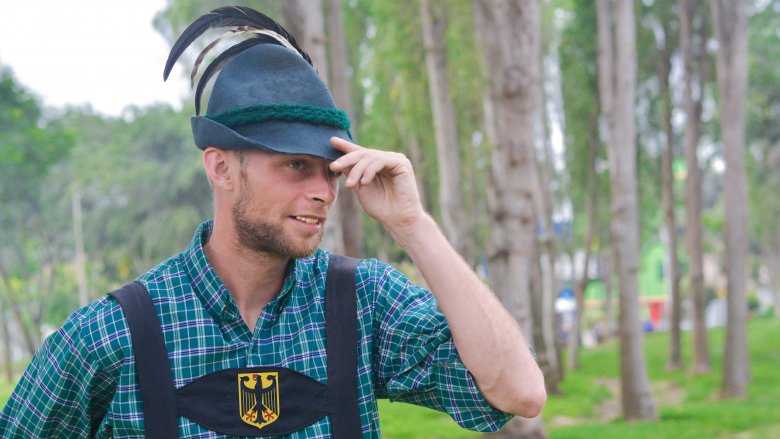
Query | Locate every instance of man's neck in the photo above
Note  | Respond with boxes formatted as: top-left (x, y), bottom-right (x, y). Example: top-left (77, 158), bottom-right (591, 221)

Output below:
top-left (204, 220), bottom-right (289, 332)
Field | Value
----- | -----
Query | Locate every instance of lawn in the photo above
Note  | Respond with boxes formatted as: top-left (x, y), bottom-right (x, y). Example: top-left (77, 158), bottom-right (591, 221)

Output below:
top-left (1, 317), bottom-right (778, 438)
top-left (544, 316), bottom-right (780, 439)
top-left (378, 316), bottom-right (780, 438)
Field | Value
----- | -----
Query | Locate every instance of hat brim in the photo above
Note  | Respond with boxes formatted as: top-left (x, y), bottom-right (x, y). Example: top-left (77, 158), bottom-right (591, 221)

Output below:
top-left (191, 116), bottom-right (348, 161)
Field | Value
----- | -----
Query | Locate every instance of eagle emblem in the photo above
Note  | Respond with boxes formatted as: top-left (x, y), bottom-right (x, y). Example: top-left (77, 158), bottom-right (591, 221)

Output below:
top-left (238, 372), bottom-right (280, 430)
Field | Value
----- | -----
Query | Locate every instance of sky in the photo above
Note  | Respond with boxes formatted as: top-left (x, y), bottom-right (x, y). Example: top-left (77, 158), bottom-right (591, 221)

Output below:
top-left (0, 0), bottom-right (187, 117)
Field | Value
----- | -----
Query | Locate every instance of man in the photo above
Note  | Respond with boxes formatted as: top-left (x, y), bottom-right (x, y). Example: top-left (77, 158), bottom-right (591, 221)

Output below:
top-left (0, 6), bottom-right (544, 438)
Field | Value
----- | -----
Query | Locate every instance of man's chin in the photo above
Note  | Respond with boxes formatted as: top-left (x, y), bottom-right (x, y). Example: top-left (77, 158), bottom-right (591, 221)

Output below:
top-left (282, 235), bottom-right (323, 259)
top-left (287, 245), bottom-right (319, 259)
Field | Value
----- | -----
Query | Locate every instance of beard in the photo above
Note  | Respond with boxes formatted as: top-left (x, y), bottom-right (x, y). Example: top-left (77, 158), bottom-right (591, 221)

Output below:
top-left (232, 182), bottom-right (323, 259)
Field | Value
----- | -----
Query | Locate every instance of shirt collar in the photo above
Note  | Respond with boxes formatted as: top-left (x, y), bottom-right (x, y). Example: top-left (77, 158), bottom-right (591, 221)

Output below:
top-left (180, 220), bottom-right (300, 330)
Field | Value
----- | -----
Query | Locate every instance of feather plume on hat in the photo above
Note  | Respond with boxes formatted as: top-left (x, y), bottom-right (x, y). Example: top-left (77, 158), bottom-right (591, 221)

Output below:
top-left (163, 6), bottom-right (313, 115)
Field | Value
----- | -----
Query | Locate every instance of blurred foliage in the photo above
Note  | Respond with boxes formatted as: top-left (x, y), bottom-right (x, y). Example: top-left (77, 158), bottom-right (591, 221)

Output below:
top-left (556, 0), bottom-right (611, 261)
top-left (0, 67), bottom-right (209, 337)
top-left (746, 0), bottom-right (780, 289)
top-left (0, 66), bottom-right (75, 347)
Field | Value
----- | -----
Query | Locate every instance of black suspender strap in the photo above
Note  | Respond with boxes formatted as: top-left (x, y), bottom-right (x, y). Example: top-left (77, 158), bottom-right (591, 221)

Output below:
top-left (109, 281), bottom-right (178, 439)
top-left (324, 255), bottom-right (362, 438)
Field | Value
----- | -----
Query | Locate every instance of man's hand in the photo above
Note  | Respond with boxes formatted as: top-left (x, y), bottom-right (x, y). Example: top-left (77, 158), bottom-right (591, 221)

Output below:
top-left (329, 137), bottom-right (426, 236)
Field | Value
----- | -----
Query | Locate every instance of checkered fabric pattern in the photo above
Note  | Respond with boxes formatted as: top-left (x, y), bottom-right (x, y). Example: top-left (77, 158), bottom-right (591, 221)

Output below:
top-left (0, 221), bottom-right (511, 438)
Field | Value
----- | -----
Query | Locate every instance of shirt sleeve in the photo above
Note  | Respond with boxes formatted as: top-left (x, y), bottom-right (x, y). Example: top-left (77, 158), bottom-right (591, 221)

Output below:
top-left (366, 260), bottom-right (513, 432)
top-left (0, 305), bottom-right (120, 438)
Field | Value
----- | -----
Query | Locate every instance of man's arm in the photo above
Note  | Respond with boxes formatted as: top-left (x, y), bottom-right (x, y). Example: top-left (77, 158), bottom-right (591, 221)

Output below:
top-left (0, 307), bottom-right (117, 437)
top-left (330, 138), bottom-right (546, 417)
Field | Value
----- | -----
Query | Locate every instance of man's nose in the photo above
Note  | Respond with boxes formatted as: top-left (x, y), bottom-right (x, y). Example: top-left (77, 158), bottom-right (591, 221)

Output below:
top-left (309, 168), bottom-right (338, 204)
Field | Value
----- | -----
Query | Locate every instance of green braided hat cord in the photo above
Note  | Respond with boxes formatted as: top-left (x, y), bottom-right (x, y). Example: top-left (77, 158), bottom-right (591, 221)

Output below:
top-left (206, 104), bottom-right (352, 139)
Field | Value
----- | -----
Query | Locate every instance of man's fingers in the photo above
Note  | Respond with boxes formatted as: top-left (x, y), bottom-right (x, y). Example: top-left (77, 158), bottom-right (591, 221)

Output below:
top-left (360, 160), bottom-right (386, 185)
top-left (344, 155), bottom-right (371, 187)
top-left (330, 140), bottom-right (413, 189)
top-left (329, 137), bottom-right (364, 175)
top-left (330, 136), bottom-right (361, 154)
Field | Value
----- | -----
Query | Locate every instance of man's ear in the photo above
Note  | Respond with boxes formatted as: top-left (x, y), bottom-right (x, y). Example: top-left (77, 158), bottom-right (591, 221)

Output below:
top-left (203, 147), bottom-right (236, 191)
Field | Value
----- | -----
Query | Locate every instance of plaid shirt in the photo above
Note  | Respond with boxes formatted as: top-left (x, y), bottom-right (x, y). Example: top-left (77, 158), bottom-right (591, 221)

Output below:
top-left (0, 221), bottom-right (511, 438)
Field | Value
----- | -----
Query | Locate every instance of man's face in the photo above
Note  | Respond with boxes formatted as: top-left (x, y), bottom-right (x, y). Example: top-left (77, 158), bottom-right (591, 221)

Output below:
top-left (231, 150), bottom-right (340, 259)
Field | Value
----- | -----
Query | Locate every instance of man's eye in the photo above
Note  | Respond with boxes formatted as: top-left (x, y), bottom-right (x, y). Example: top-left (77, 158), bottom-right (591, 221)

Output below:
top-left (329, 169), bottom-right (342, 178)
top-left (288, 161), bottom-right (304, 170)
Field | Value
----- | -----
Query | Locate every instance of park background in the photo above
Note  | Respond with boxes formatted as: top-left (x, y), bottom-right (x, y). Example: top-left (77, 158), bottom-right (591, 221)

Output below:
top-left (1, 0), bottom-right (779, 437)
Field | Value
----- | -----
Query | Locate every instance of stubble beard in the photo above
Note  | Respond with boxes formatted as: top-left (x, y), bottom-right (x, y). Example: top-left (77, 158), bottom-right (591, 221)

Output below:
top-left (232, 178), bottom-right (323, 259)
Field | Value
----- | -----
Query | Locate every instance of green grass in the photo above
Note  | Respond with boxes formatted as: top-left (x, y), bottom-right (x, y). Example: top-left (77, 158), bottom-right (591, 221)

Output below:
top-left (1, 318), bottom-right (778, 438)
top-left (545, 317), bottom-right (780, 439)
top-left (378, 400), bottom-right (480, 439)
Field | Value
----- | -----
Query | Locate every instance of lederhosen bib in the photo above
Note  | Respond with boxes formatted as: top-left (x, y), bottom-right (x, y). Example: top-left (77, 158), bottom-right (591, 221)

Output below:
top-left (109, 255), bottom-right (361, 438)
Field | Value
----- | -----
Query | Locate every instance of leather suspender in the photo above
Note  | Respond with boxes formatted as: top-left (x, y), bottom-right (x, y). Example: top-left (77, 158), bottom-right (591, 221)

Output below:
top-left (324, 255), bottom-right (361, 438)
top-left (109, 281), bottom-right (178, 439)
top-left (109, 254), bottom-right (362, 438)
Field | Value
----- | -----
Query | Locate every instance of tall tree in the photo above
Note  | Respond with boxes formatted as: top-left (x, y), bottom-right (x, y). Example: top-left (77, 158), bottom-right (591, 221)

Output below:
top-left (557, 0), bottom-right (613, 365)
top-left (746, 2), bottom-right (780, 318)
top-left (0, 303), bottom-right (10, 381)
top-left (283, 0), bottom-right (329, 84)
top-left (568, 129), bottom-right (600, 371)
top-left (596, 0), bottom-right (657, 420)
top-left (420, 0), bottom-right (470, 261)
top-left (534, 4), bottom-right (564, 386)
top-left (650, 1), bottom-right (682, 370)
top-left (340, 0), bottom-right (440, 262)
top-left (679, 0), bottom-right (711, 374)
top-left (71, 185), bottom-right (90, 308)
top-left (327, 0), bottom-right (364, 259)
top-left (713, 0), bottom-right (750, 399)
top-left (475, 0), bottom-right (547, 437)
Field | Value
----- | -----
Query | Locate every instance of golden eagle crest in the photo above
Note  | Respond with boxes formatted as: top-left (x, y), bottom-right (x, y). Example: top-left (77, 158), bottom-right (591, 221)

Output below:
top-left (238, 372), bottom-right (280, 430)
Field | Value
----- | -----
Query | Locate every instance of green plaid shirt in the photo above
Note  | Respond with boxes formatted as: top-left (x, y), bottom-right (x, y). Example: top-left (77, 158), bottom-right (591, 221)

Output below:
top-left (0, 221), bottom-right (510, 438)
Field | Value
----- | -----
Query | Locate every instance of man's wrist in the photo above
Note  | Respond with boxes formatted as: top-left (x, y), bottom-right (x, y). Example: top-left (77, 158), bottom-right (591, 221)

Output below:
top-left (385, 212), bottom-right (440, 252)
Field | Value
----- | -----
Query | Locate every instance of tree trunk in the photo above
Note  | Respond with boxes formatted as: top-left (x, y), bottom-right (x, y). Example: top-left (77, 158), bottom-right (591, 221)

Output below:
top-left (406, 134), bottom-right (430, 212)
top-left (420, 0), bottom-right (470, 261)
top-left (475, 0), bottom-right (546, 437)
top-left (326, 0), bottom-right (364, 258)
top-left (679, 0), bottom-right (711, 374)
top-left (283, 0), bottom-right (345, 255)
top-left (767, 244), bottom-right (780, 315)
top-left (597, 0), bottom-right (657, 420)
top-left (530, 225), bottom-right (560, 393)
top-left (530, 240), bottom-right (553, 392)
top-left (33, 262), bottom-right (55, 331)
top-left (603, 250), bottom-right (617, 338)
top-left (0, 262), bottom-right (38, 356)
top-left (569, 126), bottom-right (599, 371)
top-left (655, 25), bottom-right (682, 371)
top-left (535, 60), bottom-right (562, 389)
top-left (0, 300), bottom-right (12, 382)
top-left (713, 0), bottom-right (750, 399)
top-left (72, 186), bottom-right (90, 307)
top-left (283, 0), bottom-right (329, 84)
